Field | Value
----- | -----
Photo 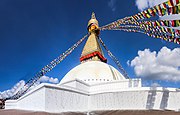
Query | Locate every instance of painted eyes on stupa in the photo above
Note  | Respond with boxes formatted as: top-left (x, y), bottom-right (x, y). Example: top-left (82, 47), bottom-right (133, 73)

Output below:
top-left (88, 23), bottom-right (98, 31)
top-left (88, 24), bottom-right (100, 35)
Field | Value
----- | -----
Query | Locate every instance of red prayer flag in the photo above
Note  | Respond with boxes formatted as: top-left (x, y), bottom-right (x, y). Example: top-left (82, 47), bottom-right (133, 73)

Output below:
top-left (176, 30), bottom-right (180, 35)
top-left (162, 3), bottom-right (167, 9)
top-left (168, 7), bottom-right (173, 15)
top-left (176, 0), bottom-right (180, 4)
top-left (171, 20), bottom-right (175, 27)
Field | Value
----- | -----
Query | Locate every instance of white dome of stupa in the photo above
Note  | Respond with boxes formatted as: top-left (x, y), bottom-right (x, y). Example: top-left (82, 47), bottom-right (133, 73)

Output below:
top-left (59, 61), bottom-right (126, 85)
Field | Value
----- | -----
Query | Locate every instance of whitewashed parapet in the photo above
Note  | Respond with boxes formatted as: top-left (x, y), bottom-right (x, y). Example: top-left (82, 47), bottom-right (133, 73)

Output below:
top-left (5, 81), bottom-right (180, 112)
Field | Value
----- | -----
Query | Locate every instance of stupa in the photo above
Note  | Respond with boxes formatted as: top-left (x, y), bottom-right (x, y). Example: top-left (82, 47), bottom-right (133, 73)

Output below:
top-left (5, 13), bottom-right (180, 113)
top-left (60, 12), bottom-right (126, 85)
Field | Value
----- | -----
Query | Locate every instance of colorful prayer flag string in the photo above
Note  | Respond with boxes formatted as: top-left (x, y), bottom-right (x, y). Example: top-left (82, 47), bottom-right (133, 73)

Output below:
top-left (100, 0), bottom-right (180, 45)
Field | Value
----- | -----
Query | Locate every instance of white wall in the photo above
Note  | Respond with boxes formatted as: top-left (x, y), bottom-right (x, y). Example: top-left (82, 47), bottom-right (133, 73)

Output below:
top-left (166, 90), bottom-right (180, 110)
top-left (5, 100), bottom-right (17, 109)
top-left (89, 79), bottom-right (141, 93)
top-left (17, 87), bottom-right (46, 111)
top-left (89, 91), bottom-right (148, 110)
top-left (5, 82), bottom-right (180, 112)
top-left (61, 79), bottom-right (90, 92)
top-left (45, 86), bottom-right (89, 113)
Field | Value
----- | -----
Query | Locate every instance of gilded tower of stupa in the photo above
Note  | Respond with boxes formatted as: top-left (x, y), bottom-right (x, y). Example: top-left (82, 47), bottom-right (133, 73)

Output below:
top-left (80, 12), bottom-right (107, 63)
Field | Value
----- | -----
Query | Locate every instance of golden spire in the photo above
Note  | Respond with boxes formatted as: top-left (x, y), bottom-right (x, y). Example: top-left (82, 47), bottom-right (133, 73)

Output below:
top-left (88, 12), bottom-right (99, 30)
top-left (91, 12), bottom-right (96, 19)
top-left (80, 13), bottom-right (107, 63)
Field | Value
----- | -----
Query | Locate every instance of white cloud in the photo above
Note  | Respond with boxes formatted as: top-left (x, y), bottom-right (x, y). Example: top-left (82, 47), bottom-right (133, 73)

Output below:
top-left (0, 76), bottom-right (59, 99)
top-left (108, 0), bottom-right (117, 12)
top-left (0, 80), bottom-right (25, 99)
top-left (28, 76), bottom-right (59, 91)
top-left (39, 75), bottom-right (59, 84)
top-left (148, 0), bottom-right (167, 8)
top-left (135, 0), bottom-right (149, 11)
top-left (151, 82), bottom-right (161, 87)
top-left (127, 60), bottom-right (130, 66)
top-left (130, 47), bottom-right (180, 82)
top-left (49, 77), bottom-right (59, 84)
top-left (135, 0), bottom-right (167, 11)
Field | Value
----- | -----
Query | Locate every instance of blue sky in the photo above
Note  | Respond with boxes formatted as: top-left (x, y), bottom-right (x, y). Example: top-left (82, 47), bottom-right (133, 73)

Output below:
top-left (0, 0), bottom-right (179, 92)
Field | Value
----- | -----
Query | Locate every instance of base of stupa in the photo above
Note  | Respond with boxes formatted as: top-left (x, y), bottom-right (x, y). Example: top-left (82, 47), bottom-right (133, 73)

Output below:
top-left (5, 79), bottom-right (180, 113)
top-left (0, 109), bottom-right (180, 115)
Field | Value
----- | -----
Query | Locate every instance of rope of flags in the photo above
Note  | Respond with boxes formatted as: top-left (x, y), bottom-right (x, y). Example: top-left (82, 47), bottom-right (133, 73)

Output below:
top-left (132, 3), bottom-right (180, 20)
top-left (130, 0), bottom-right (180, 21)
top-left (8, 34), bottom-right (88, 100)
top-left (109, 20), bottom-right (180, 44)
top-left (129, 20), bottom-right (179, 42)
top-left (111, 27), bottom-right (180, 44)
top-left (97, 37), bottom-right (130, 79)
top-left (138, 20), bottom-right (180, 27)
top-left (100, 0), bottom-right (180, 45)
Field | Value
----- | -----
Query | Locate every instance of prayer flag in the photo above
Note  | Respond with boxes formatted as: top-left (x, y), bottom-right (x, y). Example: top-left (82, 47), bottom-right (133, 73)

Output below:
top-left (176, 0), bottom-right (180, 5)
top-left (168, 0), bottom-right (174, 7)
top-left (144, 10), bottom-right (151, 18)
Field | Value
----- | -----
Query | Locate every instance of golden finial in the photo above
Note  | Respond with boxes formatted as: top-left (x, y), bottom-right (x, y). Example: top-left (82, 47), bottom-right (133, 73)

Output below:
top-left (91, 12), bottom-right (96, 19)
top-left (88, 12), bottom-right (99, 29)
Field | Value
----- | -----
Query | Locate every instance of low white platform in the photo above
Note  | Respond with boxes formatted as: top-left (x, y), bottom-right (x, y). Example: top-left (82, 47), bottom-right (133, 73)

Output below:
top-left (5, 79), bottom-right (180, 113)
